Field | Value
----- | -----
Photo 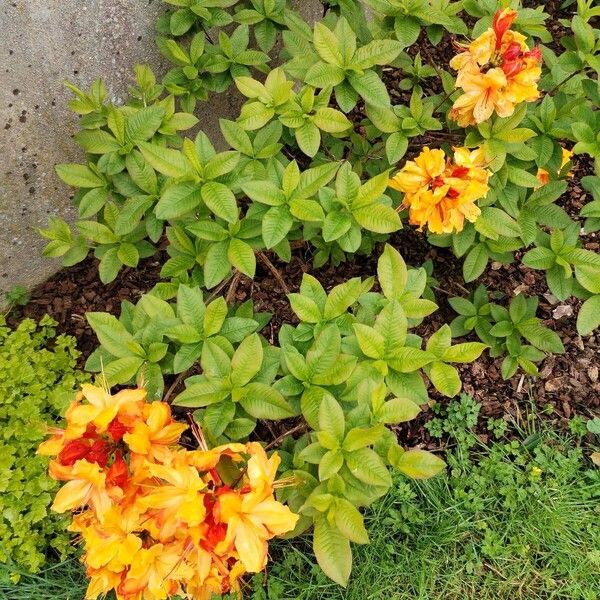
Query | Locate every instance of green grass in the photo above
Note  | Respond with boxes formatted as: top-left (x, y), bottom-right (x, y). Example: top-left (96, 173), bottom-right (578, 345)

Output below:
top-left (0, 557), bottom-right (87, 600)
top-left (248, 418), bottom-right (600, 600)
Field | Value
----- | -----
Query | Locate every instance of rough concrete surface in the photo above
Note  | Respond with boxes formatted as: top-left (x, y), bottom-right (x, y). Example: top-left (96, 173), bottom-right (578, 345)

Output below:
top-left (0, 0), bottom-right (321, 301)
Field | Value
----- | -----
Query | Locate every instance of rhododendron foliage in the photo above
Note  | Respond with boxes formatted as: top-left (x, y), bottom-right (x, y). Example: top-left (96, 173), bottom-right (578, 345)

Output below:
top-left (450, 8), bottom-right (542, 126)
top-left (39, 384), bottom-right (298, 600)
top-left (388, 146), bottom-right (491, 234)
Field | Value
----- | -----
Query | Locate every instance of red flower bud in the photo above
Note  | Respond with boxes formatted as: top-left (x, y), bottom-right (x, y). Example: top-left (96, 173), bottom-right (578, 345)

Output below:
top-left (107, 418), bottom-right (128, 442)
top-left (451, 166), bottom-right (470, 179)
top-left (493, 8), bottom-right (518, 49)
top-left (106, 452), bottom-right (128, 488)
top-left (87, 439), bottom-right (111, 468)
top-left (58, 440), bottom-right (91, 466)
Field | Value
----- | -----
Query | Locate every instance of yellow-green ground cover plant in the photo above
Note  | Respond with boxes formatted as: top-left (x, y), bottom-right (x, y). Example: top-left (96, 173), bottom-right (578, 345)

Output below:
top-left (0, 316), bottom-right (88, 577)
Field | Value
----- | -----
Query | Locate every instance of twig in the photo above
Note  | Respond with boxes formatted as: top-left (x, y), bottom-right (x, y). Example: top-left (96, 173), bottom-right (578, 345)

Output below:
top-left (266, 422), bottom-right (306, 450)
top-left (163, 370), bottom-right (189, 404)
top-left (205, 275), bottom-right (233, 303)
top-left (546, 68), bottom-right (587, 96)
top-left (226, 271), bottom-right (242, 304)
top-left (421, 46), bottom-right (445, 84)
top-left (257, 251), bottom-right (291, 294)
top-left (433, 88), bottom-right (459, 113)
top-left (186, 412), bottom-right (209, 451)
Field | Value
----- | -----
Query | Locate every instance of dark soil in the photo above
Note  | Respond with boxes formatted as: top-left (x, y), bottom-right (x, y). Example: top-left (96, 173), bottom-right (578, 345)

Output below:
top-left (7, 4), bottom-right (600, 450)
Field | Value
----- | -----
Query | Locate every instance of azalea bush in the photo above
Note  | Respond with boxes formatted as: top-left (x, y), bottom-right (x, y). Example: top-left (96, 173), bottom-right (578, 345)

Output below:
top-left (79, 244), bottom-right (484, 585)
top-left (35, 0), bottom-right (600, 594)
top-left (0, 316), bottom-right (88, 576)
top-left (41, 0), bottom-right (600, 330)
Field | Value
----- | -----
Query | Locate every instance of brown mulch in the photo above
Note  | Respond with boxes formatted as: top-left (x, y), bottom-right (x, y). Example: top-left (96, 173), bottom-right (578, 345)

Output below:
top-left (7, 4), bottom-right (600, 450)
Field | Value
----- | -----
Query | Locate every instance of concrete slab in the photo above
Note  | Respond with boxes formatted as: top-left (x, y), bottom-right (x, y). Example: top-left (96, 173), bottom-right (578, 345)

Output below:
top-left (0, 0), bottom-right (322, 302)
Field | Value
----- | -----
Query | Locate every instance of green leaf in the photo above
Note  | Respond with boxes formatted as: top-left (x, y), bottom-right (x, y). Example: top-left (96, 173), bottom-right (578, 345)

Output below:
top-left (353, 204), bottom-right (401, 234)
top-left (342, 425), bottom-right (384, 452)
top-left (396, 449), bottom-right (445, 479)
top-left (102, 356), bottom-right (144, 386)
top-left (334, 499), bottom-right (369, 544)
top-left (305, 62), bottom-right (346, 88)
top-left (242, 181), bottom-right (286, 206)
top-left (231, 333), bottom-right (262, 386)
top-left (463, 244), bottom-right (489, 282)
top-left (313, 22), bottom-right (343, 66)
top-left (319, 449), bottom-right (344, 480)
top-left (346, 448), bottom-right (391, 487)
top-left (507, 166), bottom-right (540, 188)
top-left (347, 70), bottom-right (390, 109)
top-left (202, 401), bottom-right (236, 437)
top-left (174, 380), bottom-right (229, 408)
top-left (517, 319), bottom-right (564, 354)
top-left (313, 108), bottom-right (351, 133)
top-left (388, 347), bottom-right (435, 372)
top-left (323, 278), bottom-right (362, 319)
top-left (376, 397), bottom-right (421, 424)
top-left (177, 283), bottom-right (206, 329)
top-left (125, 106), bottom-right (165, 142)
top-left (117, 242), bottom-right (139, 268)
top-left (319, 394), bottom-right (345, 441)
top-left (313, 518), bottom-right (352, 587)
top-left (98, 247), bottom-right (122, 284)
top-left (202, 182), bottom-right (238, 223)
top-left (295, 122), bottom-right (321, 157)
top-left (237, 102), bottom-right (275, 130)
top-left (442, 342), bottom-right (487, 363)
top-left (323, 211), bottom-right (352, 242)
top-left (522, 247), bottom-right (556, 270)
top-left (55, 164), bottom-right (104, 188)
top-left (577, 296), bottom-right (600, 335)
top-left (353, 324), bottom-right (385, 359)
top-left (156, 182), bottom-right (202, 219)
top-left (75, 129), bottom-right (121, 153)
top-left (262, 206), bottom-right (293, 248)
top-left (240, 383), bottom-right (294, 419)
top-left (138, 141), bottom-right (192, 178)
top-left (288, 293), bottom-right (322, 323)
top-left (428, 361), bottom-right (461, 397)
top-left (204, 240), bottom-right (231, 289)
top-left (378, 244), bottom-right (407, 300)
top-left (227, 238), bottom-right (256, 278)
top-left (86, 312), bottom-right (144, 358)
top-left (353, 39), bottom-right (402, 69)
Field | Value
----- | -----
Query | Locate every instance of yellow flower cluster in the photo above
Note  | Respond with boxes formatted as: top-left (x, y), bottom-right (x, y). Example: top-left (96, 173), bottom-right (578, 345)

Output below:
top-left (39, 384), bottom-right (298, 600)
top-left (388, 146), bottom-right (491, 234)
top-left (450, 9), bottom-right (542, 126)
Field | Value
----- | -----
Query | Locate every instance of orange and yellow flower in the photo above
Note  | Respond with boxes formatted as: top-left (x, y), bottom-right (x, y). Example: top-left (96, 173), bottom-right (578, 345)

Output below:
top-left (536, 147), bottom-right (574, 187)
top-left (389, 146), bottom-right (491, 234)
top-left (40, 384), bottom-right (298, 600)
top-left (449, 9), bottom-right (542, 126)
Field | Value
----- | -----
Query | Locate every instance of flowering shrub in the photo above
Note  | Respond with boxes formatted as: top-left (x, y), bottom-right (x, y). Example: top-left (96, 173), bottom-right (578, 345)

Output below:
top-left (36, 0), bottom-right (600, 593)
top-left (39, 383), bottom-right (298, 599)
top-left (39, 0), bottom-right (600, 338)
top-left (80, 244), bottom-right (484, 585)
